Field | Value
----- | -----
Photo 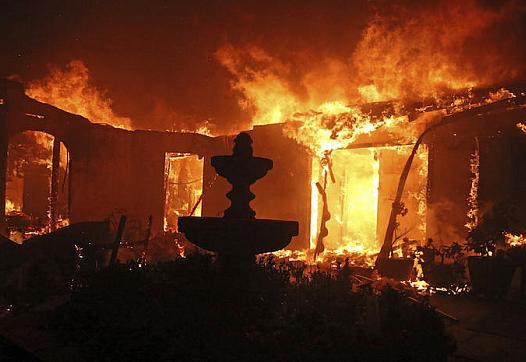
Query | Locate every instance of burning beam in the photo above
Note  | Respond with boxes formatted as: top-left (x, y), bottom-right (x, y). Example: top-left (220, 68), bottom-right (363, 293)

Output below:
top-left (50, 137), bottom-right (61, 231)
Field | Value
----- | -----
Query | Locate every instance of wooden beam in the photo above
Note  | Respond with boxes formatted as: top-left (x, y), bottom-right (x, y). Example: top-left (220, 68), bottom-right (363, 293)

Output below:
top-left (110, 215), bottom-right (127, 266)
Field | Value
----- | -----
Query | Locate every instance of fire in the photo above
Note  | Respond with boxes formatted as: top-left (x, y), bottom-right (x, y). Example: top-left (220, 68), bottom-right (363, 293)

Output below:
top-left (351, 1), bottom-right (519, 103)
top-left (415, 147), bottom-right (429, 235)
top-left (26, 60), bottom-right (132, 130)
top-left (465, 138), bottom-right (480, 231)
top-left (504, 232), bottom-right (526, 247)
top-left (516, 123), bottom-right (526, 134)
top-left (5, 199), bottom-right (19, 213)
top-left (181, 122), bottom-right (214, 136)
top-left (285, 103), bottom-right (412, 157)
top-left (163, 153), bottom-right (204, 232)
top-left (215, 12), bottom-right (459, 266)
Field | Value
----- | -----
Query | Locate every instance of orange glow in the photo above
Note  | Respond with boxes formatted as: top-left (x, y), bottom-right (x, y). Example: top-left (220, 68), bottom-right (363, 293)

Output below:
top-left (465, 139), bottom-right (480, 231)
top-left (504, 232), bottom-right (526, 247)
top-left (351, 1), bottom-right (515, 102)
top-left (5, 198), bottom-right (19, 213)
top-left (163, 153), bottom-right (204, 232)
top-left (305, 145), bottom-right (428, 266)
top-left (516, 122), bottom-right (526, 134)
top-left (319, 149), bottom-right (379, 255)
top-left (26, 60), bottom-right (132, 129)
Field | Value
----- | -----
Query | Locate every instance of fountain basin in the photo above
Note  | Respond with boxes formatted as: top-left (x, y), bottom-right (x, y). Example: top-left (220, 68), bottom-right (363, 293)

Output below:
top-left (178, 216), bottom-right (298, 255)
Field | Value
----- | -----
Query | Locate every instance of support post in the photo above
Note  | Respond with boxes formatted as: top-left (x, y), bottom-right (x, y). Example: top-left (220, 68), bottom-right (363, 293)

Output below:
top-left (50, 137), bottom-right (60, 231)
top-left (110, 215), bottom-right (127, 266)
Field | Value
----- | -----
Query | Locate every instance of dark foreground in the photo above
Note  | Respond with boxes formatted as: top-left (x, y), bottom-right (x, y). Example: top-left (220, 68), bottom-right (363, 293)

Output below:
top-left (1, 255), bottom-right (455, 361)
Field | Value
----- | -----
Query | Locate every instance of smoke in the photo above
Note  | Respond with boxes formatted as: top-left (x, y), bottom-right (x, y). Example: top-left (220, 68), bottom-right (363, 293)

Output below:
top-left (426, 200), bottom-right (466, 244)
top-left (351, 0), bottom-right (526, 102)
top-left (216, 0), bottom-right (526, 127)
top-left (5, 0), bottom-right (526, 132)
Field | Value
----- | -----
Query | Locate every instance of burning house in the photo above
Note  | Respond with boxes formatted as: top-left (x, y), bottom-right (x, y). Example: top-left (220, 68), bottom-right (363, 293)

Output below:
top-left (4, 2), bottom-right (526, 360)
top-left (2, 76), bottom-right (526, 266)
top-left (1, 0), bottom-right (526, 271)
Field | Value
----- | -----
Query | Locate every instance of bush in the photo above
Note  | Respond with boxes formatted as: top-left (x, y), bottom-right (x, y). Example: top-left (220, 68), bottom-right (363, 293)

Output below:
top-left (49, 255), bottom-right (455, 361)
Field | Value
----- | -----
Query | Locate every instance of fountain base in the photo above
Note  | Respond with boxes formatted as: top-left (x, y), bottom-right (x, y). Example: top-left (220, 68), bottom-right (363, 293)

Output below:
top-left (178, 216), bottom-right (298, 258)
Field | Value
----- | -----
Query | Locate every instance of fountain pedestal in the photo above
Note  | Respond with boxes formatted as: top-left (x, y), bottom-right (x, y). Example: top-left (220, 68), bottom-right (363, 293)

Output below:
top-left (178, 132), bottom-right (298, 264)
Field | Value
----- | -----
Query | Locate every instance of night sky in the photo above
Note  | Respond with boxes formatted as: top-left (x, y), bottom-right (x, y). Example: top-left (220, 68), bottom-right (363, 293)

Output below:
top-left (2, 0), bottom-right (525, 132)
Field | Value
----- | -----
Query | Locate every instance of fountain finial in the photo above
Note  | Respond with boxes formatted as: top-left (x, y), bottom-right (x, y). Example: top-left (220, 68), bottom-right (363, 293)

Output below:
top-left (211, 132), bottom-right (272, 219)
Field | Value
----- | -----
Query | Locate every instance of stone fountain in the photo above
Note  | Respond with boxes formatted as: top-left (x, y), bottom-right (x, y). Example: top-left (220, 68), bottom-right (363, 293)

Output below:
top-left (178, 132), bottom-right (298, 265)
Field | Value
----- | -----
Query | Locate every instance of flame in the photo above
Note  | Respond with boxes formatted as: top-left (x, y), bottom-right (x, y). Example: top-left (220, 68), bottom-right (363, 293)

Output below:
top-left (163, 153), bottom-right (204, 233)
top-left (516, 122), bottom-right (526, 134)
top-left (285, 103), bottom-right (413, 157)
top-left (307, 147), bottom-right (381, 266)
top-left (5, 199), bottom-right (20, 213)
top-left (465, 138), bottom-right (480, 231)
top-left (351, 1), bottom-right (519, 102)
top-left (504, 232), bottom-right (526, 247)
top-left (181, 122), bottom-right (214, 136)
top-left (416, 147), bottom-right (429, 235)
top-left (26, 60), bottom-right (132, 129)
top-left (215, 45), bottom-right (300, 126)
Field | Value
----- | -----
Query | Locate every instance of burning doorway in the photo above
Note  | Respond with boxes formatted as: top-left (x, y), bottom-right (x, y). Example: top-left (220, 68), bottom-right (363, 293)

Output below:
top-left (311, 148), bottom-right (380, 255)
top-left (163, 153), bottom-right (204, 231)
top-left (4, 131), bottom-right (70, 242)
top-left (310, 145), bottom-right (428, 263)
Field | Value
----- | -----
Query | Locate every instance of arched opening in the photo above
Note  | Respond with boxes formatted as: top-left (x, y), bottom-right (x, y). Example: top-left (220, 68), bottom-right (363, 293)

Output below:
top-left (4, 130), bottom-right (70, 242)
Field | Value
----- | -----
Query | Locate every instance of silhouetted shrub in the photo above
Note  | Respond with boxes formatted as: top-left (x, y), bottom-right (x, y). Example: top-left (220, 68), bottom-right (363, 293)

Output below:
top-left (49, 255), bottom-right (455, 361)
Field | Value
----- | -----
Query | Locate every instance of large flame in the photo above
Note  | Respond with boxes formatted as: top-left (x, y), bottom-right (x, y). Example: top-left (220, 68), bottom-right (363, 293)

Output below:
top-left (350, 0), bottom-right (515, 102)
top-left (26, 60), bottom-right (133, 130)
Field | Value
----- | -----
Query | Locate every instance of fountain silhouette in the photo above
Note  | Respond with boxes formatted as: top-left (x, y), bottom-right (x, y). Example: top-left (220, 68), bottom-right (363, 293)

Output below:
top-left (178, 132), bottom-right (299, 265)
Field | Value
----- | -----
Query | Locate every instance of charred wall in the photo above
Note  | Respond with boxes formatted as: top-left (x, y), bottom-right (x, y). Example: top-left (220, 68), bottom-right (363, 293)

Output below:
top-left (67, 126), bottom-right (222, 238)
top-left (68, 127), bottom-right (166, 238)
top-left (426, 132), bottom-right (473, 244)
top-left (425, 107), bottom-right (526, 245)
top-left (478, 128), bottom-right (526, 227)
top-left (0, 78), bottom-right (223, 238)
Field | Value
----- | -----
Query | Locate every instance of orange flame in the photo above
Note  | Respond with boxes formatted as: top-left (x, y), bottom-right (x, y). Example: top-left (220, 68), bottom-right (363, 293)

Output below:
top-left (351, 1), bottom-right (520, 102)
top-left (26, 60), bottom-right (132, 129)
top-left (466, 138), bottom-right (480, 231)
